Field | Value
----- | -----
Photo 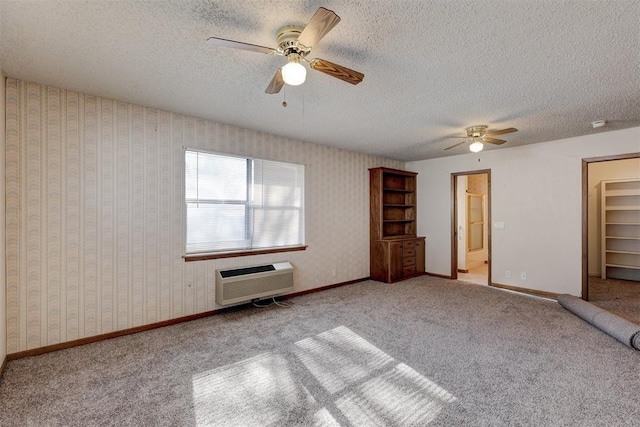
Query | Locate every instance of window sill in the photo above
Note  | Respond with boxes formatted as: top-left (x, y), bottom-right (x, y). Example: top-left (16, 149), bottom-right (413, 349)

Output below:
top-left (183, 245), bottom-right (308, 262)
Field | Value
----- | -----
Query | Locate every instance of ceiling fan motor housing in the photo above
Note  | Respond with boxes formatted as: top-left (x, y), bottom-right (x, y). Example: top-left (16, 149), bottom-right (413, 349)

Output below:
top-left (466, 125), bottom-right (488, 138)
top-left (276, 26), bottom-right (310, 57)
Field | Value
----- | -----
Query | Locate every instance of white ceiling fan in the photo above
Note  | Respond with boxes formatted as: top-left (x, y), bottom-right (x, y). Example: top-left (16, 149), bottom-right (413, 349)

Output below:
top-left (207, 7), bottom-right (365, 94)
top-left (444, 125), bottom-right (518, 152)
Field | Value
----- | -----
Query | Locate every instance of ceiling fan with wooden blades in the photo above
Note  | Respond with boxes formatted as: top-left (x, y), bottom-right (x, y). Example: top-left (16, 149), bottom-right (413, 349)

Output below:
top-left (207, 7), bottom-right (365, 94)
top-left (444, 125), bottom-right (518, 152)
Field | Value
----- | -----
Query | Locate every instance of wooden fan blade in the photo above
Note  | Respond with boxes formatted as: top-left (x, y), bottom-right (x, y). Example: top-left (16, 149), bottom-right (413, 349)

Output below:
top-left (485, 127), bottom-right (518, 137)
top-left (309, 59), bottom-right (364, 85)
top-left (482, 137), bottom-right (506, 145)
top-left (297, 7), bottom-right (341, 48)
top-left (444, 140), bottom-right (470, 150)
top-left (443, 135), bottom-right (467, 139)
top-left (265, 68), bottom-right (284, 94)
top-left (207, 37), bottom-right (275, 55)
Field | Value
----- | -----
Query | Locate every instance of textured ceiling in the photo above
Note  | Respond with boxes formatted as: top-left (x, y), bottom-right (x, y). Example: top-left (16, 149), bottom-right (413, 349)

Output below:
top-left (1, 0), bottom-right (639, 161)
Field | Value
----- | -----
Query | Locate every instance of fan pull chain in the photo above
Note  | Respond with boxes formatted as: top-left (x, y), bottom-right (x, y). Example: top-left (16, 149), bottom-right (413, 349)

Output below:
top-left (282, 85), bottom-right (287, 108)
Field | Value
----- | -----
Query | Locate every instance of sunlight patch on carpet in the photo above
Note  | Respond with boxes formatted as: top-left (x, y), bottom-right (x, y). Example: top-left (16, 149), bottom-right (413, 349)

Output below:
top-left (192, 353), bottom-right (337, 426)
top-left (192, 326), bottom-right (455, 425)
top-left (293, 325), bottom-right (456, 425)
top-left (293, 325), bottom-right (394, 394)
top-left (335, 362), bottom-right (456, 425)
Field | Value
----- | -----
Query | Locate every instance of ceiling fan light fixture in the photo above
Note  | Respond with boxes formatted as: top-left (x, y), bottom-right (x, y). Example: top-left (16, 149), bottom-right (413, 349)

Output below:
top-left (281, 54), bottom-right (307, 86)
top-left (469, 140), bottom-right (484, 153)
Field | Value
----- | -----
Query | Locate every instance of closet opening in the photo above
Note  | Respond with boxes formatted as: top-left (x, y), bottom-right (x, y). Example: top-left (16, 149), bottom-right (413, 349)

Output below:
top-left (583, 153), bottom-right (640, 324)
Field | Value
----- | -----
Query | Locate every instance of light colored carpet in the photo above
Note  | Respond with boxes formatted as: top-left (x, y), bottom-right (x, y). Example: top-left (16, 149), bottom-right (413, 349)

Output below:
top-left (588, 276), bottom-right (640, 324)
top-left (1, 276), bottom-right (638, 426)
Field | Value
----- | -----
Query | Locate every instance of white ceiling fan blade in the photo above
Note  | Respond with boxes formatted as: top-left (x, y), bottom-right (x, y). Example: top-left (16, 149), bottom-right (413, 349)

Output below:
top-left (297, 7), bottom-right (341, 48)
top-left (207, 37), bottom-right (276, 55)
top-left (265, 68), bottom-right (285, 94)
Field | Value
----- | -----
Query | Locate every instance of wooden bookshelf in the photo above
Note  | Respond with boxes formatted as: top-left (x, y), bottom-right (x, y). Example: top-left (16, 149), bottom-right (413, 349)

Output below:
top-left (370, 167), bottom-right (425, 283)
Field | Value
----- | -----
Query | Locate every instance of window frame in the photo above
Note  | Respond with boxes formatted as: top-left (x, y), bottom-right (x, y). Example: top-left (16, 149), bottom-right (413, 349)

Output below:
top-left (183, 148), bottom-right (307, 261)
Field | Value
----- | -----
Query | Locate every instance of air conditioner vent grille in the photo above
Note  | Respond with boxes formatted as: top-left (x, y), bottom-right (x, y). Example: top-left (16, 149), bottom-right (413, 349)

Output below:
top-left (220, 264), bottom-right (275, 278)
top-left (216, 262), bottom-right (294, 305)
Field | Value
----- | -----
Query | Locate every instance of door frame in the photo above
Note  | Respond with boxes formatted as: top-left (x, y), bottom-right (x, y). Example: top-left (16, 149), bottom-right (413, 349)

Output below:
top-left (581, 152), bottom-right (640, 299)
top-left (451, 169), bottom-right (492, 285)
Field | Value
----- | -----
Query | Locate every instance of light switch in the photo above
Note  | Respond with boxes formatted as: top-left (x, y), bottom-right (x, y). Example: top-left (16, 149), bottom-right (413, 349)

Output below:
top-left (493, 221), bottom-right (505, 229)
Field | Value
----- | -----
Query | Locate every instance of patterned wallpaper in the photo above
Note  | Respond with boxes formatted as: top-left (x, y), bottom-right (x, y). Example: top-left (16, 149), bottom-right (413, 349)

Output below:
top-left (5, 78), bottom-right (404, 353)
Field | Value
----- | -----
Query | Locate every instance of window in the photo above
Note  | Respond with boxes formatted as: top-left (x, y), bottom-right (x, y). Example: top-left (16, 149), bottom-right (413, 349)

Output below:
top-left (185, 149), bottom-right (305, 255)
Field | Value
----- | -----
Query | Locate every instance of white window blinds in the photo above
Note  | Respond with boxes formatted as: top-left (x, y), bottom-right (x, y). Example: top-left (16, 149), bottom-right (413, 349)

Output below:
top-left (185, 149), bottom-right (304, 254)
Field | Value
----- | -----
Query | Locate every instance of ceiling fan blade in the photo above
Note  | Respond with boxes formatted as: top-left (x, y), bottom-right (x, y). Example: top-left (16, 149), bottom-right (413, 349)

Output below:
top-left (265, 68), bottom-right (284, 94)
top-left (444, 140), bottom-right (470, 151)
top-left (297, 7), bottom-right (341, 48)
top-left (309, 59), bottom-right (364, 85)
top-left (485, 127), bottom-right (518, 137)
top-left (207, 37), bottom-right (276, 55)
top-left (443, 135), bottom-right (467, 139)
top-left (482, 137), bottom-right (506, 145)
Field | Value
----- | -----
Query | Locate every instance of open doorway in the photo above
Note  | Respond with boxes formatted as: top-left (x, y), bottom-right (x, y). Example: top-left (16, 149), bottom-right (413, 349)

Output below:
top-left (452, 170), bottom-right (491, 285)
top-left (583, 153), bottom-right (640, 324)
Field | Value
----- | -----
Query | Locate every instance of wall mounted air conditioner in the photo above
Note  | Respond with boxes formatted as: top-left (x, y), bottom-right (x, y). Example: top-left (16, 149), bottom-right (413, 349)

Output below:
top-left (215, 261), bottom-right (294, 306)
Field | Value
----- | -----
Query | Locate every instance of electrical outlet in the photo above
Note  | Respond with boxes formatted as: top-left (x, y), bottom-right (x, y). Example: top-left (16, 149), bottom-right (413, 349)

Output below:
top-left (332, 268), bottom-right (337, 277)
top-left (520, 272), bottom-right (527, 280)
top-left (506, 270), bottom-right (511, 278)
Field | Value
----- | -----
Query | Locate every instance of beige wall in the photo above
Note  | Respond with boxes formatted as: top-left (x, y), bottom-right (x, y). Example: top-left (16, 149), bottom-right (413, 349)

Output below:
top-left (408, 127), bottom-right (640, 296)
top-left (1, 70), bottom-right (7, 364)
top-left (5, 79), bottom-right (404, 353)
top-left (587, 158), bottom-right (640, 275)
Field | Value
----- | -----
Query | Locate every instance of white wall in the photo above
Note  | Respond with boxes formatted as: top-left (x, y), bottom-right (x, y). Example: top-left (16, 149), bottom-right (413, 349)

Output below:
top-left (1, 69), bottom-right (7, 365)
top-left (587, 158), bottom-right (640, 275)
top-left (408, 127), bottom-right (640, 296)
top-left (4, 79), bottom-right (404, 353)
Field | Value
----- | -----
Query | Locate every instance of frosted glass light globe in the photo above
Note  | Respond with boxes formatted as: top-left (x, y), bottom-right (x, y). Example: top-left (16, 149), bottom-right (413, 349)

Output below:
top-left (469, 141), bottom-right (484, 153)
top-left (282, 60), bottom-right (306, 86)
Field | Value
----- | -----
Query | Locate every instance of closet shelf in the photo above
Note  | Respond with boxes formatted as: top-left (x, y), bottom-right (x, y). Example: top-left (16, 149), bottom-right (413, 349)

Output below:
top-left (605, 190), bottom-right (639, 197)
top-left (605, 249), bottom-right (640, 255)
top-left (605, 263), bottom-right (640, 270)
top-left (604, 236), bottom-right (640, 240)
top-left (601, 178), bottom-right (640, 281)
top-left (605, 206), bottom-right (640, 211)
